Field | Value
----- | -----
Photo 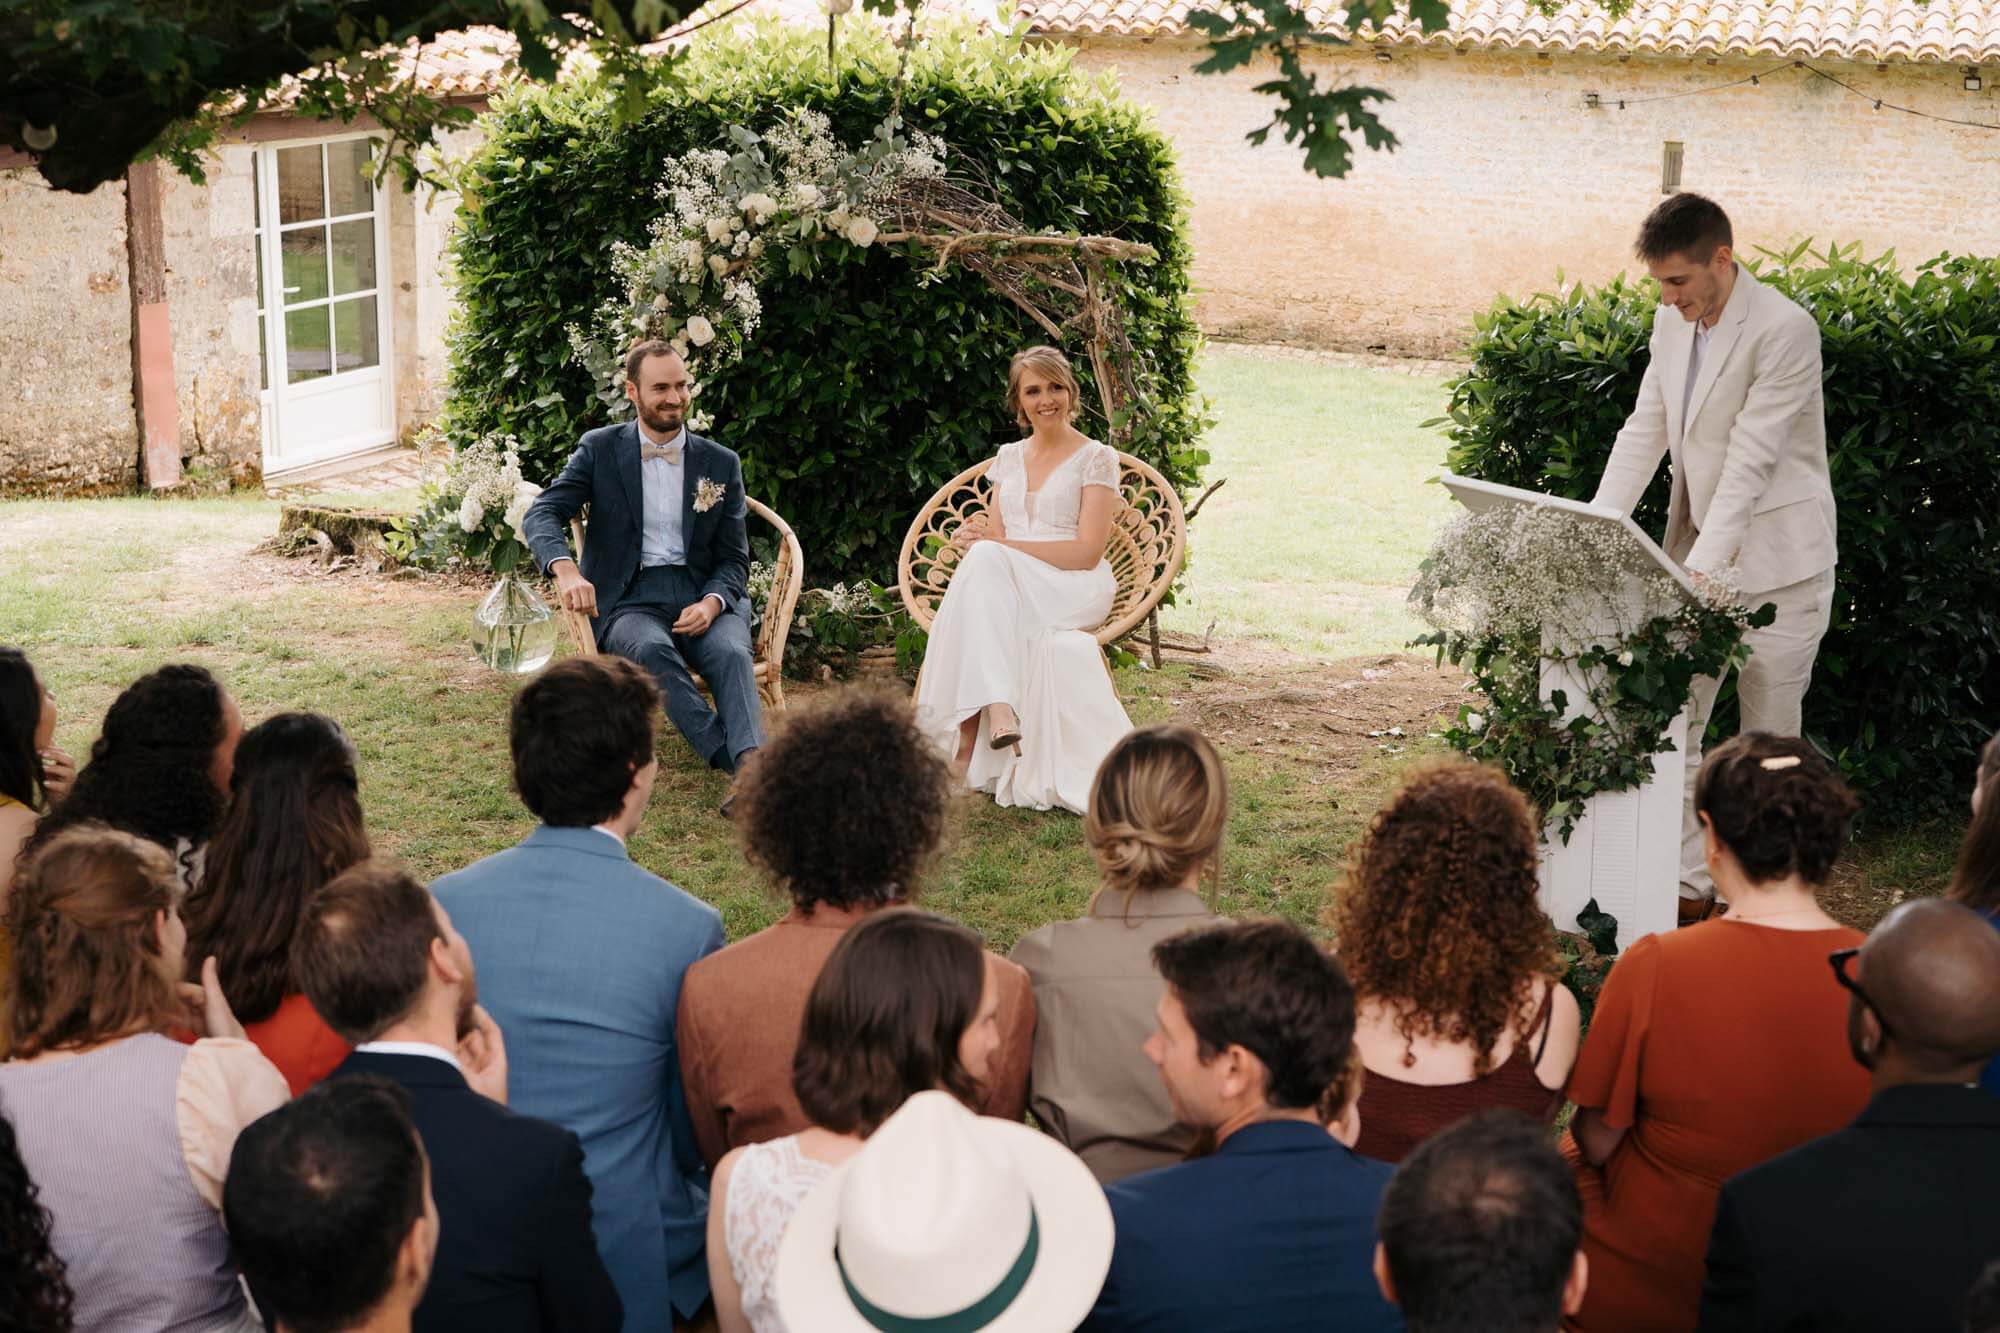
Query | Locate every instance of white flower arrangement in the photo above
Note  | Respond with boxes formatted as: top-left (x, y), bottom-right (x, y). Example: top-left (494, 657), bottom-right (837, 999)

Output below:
top-left (387, 431), bottom-right (542, 575)
top-left (575, 109), bottom-right (948, 413)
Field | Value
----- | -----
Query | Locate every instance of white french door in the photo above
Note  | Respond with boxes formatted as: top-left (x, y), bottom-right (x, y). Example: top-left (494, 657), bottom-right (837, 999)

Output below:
top-left (254, 133), bottom-right (396, 472)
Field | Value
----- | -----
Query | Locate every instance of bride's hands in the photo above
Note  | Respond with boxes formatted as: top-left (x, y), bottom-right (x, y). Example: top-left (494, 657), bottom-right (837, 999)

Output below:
top-left (947, 513), bottom-right (991, 555)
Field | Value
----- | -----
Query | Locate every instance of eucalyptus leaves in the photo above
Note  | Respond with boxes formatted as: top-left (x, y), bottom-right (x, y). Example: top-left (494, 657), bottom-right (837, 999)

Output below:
top-left (1411, 506), bottom-right (1771, 842)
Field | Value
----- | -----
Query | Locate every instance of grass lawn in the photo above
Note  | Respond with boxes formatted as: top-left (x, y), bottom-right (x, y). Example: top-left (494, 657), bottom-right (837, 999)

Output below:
top-left (0, 350), bottom-right (1960, 951)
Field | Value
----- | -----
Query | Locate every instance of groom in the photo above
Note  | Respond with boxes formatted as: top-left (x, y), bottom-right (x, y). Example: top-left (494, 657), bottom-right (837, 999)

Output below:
top-left (523, 340), bottom-right (764, 785)
top-left (1591, 193), bottom-right (1837, 921)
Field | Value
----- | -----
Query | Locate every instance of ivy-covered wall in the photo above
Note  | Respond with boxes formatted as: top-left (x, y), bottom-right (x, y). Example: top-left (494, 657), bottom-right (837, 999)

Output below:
top-left (444, 20), bottom-right (1208, 584)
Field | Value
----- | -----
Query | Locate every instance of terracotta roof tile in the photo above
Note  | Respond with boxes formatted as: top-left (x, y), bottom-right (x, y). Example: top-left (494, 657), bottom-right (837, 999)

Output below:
top-left (1017, 0), bottom-right (2000, 63)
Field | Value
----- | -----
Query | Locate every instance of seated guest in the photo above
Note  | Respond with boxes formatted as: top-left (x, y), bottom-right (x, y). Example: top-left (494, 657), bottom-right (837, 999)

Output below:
top-left (1564, 733), bottom-right (1870, 1333)
top-left (1009, 723), bottom-right (1230, 1183)
top-left (1335, 761), bottom-right (1580, 1163)
top-left (225, 1078), bottom-right (438, 1333)
top-left (433, 656), bottom-right (724, 1330)
top-left (0, 824), bottom-right (287, 1332)
top-left (678, 688), bottom-right (1034, 1167)
top-left (0, 1107), bottom-right (75, 1332)
top-left (182, 713), bottom-right (369, 1093)
top-left (1375, 1110), bottom-right (1588, 1333)
top-left (1699, 898), bottom-right (2000, 1333)
top-left (296, 857), bottom-right (622, 1332)
top-left (709, 909), bottom-right (1004, 1333)
top-left (0, 647), bottom-right (74, 905)
top-left (24, 663), bottom-right (243, 893)
top-left (1082, 920), bottom-right (1403, 1333)
top-left (773, 1090), bottom-right (1114, 1330)
top-left (1946, 729), bottom-right (2000, 1094)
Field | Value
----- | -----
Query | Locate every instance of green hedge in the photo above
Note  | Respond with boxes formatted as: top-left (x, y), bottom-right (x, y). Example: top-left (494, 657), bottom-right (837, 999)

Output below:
top-left (443, 20), bottom-right (1208, 584)
top-left (1436, 244), bottom-right (2000, 817)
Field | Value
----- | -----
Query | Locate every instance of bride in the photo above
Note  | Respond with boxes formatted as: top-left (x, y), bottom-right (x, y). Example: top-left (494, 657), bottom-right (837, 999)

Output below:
top-left (914, 345), bottom-right (1134, 814)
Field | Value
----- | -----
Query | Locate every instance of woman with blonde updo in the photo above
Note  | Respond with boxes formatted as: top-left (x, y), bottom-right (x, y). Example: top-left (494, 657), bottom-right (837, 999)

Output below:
top-left (1009, 723), bottom-right (1229, 1183)
top-left (913, 345), bottom-right (1134, 814)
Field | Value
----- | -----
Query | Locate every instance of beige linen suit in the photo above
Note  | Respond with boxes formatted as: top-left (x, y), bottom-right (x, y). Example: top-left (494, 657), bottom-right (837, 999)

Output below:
top-left (1592, 264), bottom-right (1837, 899)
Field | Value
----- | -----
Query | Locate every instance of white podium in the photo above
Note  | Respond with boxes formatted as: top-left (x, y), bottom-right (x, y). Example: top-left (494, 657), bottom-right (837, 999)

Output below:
top-left (1437, 474), bottom-right (1698, 952)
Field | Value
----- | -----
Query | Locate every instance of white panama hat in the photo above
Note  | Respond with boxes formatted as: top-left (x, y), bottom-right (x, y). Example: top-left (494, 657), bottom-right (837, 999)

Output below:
top-left (774, 1090), bottom-right (1115, 1332)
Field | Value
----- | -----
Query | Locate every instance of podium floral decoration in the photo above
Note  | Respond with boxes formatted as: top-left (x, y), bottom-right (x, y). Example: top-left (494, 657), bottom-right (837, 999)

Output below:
top-left (1411, 506), bottom-right (1774, 843)
top-left (386, 431), bottom-right (543, 575)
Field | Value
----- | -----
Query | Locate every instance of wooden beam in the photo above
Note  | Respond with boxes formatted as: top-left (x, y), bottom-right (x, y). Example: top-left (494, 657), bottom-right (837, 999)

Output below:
top-left (125, 161), bottom-right (181, 489)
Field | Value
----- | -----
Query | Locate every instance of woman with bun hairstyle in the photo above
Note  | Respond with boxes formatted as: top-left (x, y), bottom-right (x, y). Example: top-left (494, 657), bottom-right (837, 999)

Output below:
top-left (1560, 732), bottom-right (1869, 1333)
top-left (1947, 729), bottom-right (2000, 1093)
top-left (1009, 723), bottom-right (1229, 1183)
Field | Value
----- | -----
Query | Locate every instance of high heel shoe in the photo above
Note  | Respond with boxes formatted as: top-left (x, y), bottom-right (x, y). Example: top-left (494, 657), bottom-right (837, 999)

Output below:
top-left (986, 706), bottom-right (1023, 756)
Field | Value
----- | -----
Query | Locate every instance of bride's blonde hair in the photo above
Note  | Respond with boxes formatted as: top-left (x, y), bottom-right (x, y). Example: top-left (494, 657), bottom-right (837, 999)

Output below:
top-left (1006, 345), bottom-right (1085, 432)
top-left (1086, 724), bottom-right (1228, 902)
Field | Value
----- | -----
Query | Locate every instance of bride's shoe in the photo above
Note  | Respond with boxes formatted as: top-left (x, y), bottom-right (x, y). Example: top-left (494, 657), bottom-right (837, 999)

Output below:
top-left (986, 704), bottom-right (1023, 756)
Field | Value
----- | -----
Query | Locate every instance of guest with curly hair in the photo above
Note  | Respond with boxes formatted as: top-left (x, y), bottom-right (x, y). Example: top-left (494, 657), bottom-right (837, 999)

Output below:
top-left (0, 823), bottom-right (287, 1333)
top-left (707, 909), bottom-right (1003, 1333)
top-left (25, 663), bottom-right (242, 894)
top-left (677, 687), bottom-right (1036, 1168)
top-left (1947, 729), bottom-right (2000, 1094)
top-left (1561, 732), bottom-right (1869, 1333)
top-left (181, 713), bottom-right (370, 1094)
top-left (0, 648), bottom-right (75, 909)
top-left (1331, 760), bottom-right (1579, 1165)
top-left (1010, 723), bottom-right (1231, 1183)
top-left (0, 1108), bottom-right (74, 1332)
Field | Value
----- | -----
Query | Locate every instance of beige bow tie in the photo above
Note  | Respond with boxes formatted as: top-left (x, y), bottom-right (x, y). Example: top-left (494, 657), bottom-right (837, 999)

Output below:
top-left (640, 439), bottom-right (681, 464)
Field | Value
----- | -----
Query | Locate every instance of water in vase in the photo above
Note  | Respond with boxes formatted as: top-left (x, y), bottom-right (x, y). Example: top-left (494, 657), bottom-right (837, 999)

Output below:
top-left (473, 574), bottom-right (557, 674)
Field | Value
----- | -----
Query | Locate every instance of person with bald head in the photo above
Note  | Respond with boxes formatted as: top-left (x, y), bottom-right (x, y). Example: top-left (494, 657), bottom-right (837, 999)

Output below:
top-left (1698, 897), bottom-right (2000, 1332)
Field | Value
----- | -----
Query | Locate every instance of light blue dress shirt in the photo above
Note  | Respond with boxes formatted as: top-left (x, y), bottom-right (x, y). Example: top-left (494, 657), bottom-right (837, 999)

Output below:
top-left (638, 423), bottom-right (687, 568)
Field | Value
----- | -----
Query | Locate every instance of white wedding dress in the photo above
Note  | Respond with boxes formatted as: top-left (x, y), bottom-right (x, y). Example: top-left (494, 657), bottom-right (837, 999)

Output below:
top-left (723, 1135), bottom-right (834, 1333)
top-left (915, 438), bottom-right (1134, 814)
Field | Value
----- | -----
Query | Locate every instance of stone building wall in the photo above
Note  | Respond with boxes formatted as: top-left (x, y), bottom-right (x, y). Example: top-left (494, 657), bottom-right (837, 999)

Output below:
top-left (0, 174), bottom-right (138, 491)
top-left (163, 151), bottom-right (264, 484)
top-left (1054, 38), bottom-right (2000, 355)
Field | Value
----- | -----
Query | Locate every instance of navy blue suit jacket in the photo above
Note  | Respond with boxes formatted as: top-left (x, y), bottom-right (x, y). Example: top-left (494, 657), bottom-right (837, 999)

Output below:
top-left (433, 825), bottom-right (727, 1326)
top-left (329, 1050), bottom-right (621, 1333)
top-left (521, 421), bottom-right (752, 643)
top-left (1083, 1119), bottom-right (1404, 1333)
top-left (1699, 1083), bottom-right (2000, 1333)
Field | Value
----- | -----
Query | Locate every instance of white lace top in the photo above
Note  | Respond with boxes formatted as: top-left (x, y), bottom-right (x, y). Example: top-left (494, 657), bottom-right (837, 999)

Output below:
top-left (991, 438), bottom-right (1120, 540)
top-left (724, 1135), bottom-right (836, 1333)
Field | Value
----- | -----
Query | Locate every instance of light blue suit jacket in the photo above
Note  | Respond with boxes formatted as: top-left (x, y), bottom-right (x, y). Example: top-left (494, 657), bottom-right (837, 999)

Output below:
top-left (433, 825), bottom-right (726, 1328)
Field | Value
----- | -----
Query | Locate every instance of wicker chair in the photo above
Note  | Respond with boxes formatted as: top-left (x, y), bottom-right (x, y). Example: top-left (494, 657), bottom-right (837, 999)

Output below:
top-left (555, 498), bottom-right (804, 712)
top-left (896, 451), bottom-right (1188, 670)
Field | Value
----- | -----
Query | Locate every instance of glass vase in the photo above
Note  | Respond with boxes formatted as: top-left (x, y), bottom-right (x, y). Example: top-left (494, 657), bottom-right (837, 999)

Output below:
top-left (472, 572), bottom-right (556, 675)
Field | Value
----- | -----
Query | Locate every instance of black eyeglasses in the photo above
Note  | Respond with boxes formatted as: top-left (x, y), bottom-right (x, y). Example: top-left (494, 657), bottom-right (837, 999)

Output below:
top-left (1828, 947), bottom-right (1893, 1040)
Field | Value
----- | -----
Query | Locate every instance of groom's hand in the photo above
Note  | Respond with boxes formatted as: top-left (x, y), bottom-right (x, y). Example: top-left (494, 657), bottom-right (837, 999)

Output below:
top-left (551, 560), bottom-right (597, 616)
top-left (673, 596), bottom-right (722, 637)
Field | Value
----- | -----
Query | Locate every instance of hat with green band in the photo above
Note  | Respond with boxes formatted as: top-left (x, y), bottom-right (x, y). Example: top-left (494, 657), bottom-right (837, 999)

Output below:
top-left (774, 1091), bottom-right (1114, 1332)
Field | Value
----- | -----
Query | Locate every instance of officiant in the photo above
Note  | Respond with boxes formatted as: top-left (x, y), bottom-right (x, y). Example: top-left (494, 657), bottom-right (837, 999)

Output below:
top-left (1590, 193), bottom-right (1837, 924)
top-left (522, 341), bottom-right (764, 805)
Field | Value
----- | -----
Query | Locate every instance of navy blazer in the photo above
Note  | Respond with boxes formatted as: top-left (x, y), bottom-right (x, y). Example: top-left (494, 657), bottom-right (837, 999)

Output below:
top-left (328, 1050), bottom-right (620, 1333)
top-left (1699, 1083), bottom-right (2000, 1333)
top-left (1083, 1119), bottom-right (1404, 1332)
top-left (433, 825), bottom-right (727, 1327)
top-left (522, 421), bottom-right (752, 642)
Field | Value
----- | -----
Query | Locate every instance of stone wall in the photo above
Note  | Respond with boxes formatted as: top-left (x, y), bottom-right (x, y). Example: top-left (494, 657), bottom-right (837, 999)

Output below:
top-left (0, 173), bottom-right (138, 491)
top-left (164, 150), bottom-right (264, 484)
top-left (1055, 39), bottom-right (2000, 355)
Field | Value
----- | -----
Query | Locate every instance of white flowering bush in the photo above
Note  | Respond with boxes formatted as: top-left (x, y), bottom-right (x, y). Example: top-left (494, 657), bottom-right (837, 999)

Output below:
top-left (568, 108), bottom-right (947, 412)
top-left (386, 431), bottom-right (544, 576)
top-left (1411, 507), bottom-right (1771, 841)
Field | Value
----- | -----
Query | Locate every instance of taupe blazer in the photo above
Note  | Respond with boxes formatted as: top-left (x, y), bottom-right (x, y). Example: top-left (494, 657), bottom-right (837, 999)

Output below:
top-left (1593, 264), bottom-right (1837, 594)
top-left (1009, 888), bottom-right (1227, 1185)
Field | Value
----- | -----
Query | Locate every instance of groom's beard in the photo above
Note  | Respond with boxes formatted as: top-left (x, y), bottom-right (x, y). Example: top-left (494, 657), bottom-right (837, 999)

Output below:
top-left (639, 403), bottom-right (684, 436)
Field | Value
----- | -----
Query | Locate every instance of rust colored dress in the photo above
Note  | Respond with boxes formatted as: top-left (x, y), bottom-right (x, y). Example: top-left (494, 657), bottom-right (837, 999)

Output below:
top-left (1561, 920), bottom-right (1868, 1333)
top-left (242, 992), bottom-right (351, 1095)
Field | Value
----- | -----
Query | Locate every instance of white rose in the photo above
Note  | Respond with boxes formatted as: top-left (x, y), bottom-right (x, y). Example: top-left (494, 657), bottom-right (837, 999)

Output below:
top-left (827, 206), bottom-right (852, 232)
top-left (1465, 711), bottom-right (1486, 734)
top-left (458, 492), bottom-right (483, 534)
top-left (685, 315), bottom-right (716, 347)
top-left (1617, 649), bottom-right (1635, 667)
top-left (748, 238), bottom-right (765, 259)
top-left (651, 293), bottom-right (668, 311)
top-left (504, 498), bottom-right (532, 539)
top-left (844, 216), bottom-right (879, 247)
top-left (513, 480), bottom-right (541, 505)
top-left (740, 192), bottom-right (778, 223)
top-left (705, 217), bottom-right (732, 243)
top-left (790, 182), bottom-right (823, 209)
top-left (671, 334), bottom-right (691, 359)
top-left (708, 254), bottom-right (730, 277)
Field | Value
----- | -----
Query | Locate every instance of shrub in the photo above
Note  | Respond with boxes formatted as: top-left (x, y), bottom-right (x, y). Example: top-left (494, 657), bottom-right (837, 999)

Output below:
top-left (1436, 243), bottom-right (2000, 817)
top-left (443, 19), bottom-right (1209, 585)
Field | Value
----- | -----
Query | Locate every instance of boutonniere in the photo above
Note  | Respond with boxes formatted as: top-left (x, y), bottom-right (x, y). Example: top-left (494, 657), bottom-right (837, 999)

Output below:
top-left (693, 477), bottom-right (728, 514)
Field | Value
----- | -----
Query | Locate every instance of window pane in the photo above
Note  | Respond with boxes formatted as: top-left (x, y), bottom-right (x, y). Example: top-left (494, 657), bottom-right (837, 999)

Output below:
top-left (281, 227), bottom-right (329, 305)
top-left (330, 218), bottom-right (377, 295)
top-left (276, 145), bottom-right (325, 224)
top-left (259, 314), bottom-right (268, 392)
top-left (285, 306), bottom-right (332, 383)
top-left (333, 296), bottom-right (380, 373)
top-left (327, 139), bottom-right (375, 217)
